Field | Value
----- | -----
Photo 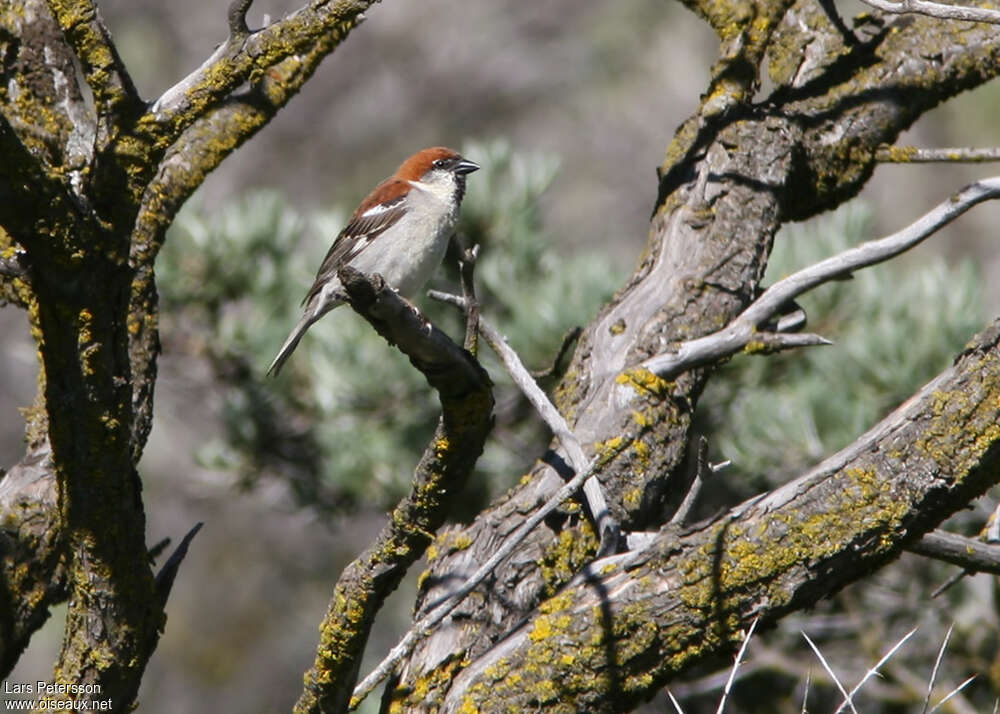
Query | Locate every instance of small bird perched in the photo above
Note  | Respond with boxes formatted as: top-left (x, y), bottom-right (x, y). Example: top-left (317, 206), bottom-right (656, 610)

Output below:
top-left (266, 147), bottom-right (480, 376)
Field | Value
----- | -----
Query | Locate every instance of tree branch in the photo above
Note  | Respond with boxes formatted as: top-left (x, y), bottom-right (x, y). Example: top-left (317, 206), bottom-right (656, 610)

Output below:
top-left (438, 319), bottom-right (1000, 712)
top-left (153, 522), bottom-right (204, 606)
top-left (478, 318), bottom-right (619, 553)
top-left (227, 0), bottom-right (254, 38)
top-left (146, 0), bottom-right (375, 146)
top-left (906, 530), bottom-right (1000, 575)
top-left (396, 19), bottom-right (1000, 698)
top-left (352, 452), bottom-right (602, 710)
top-left (859, 0), bottom-right (1000, 24)
top-left (456, 239), bottom-right (481, 355)
top-left (877, 146), bottom-right (1000, 163)
top-left (294, 268), bottom-right (493, 714)
top-left (44, 0), bottom-right (142, 137)
top-left (640, 177), bottom-right (1000, 378)
top-left (429, 290), bottom-right (619, 551)
top-left (675, 0), bottom-right (797, 113)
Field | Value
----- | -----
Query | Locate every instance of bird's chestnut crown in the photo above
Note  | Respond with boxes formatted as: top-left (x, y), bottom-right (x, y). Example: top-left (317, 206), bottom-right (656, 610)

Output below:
top-left (397, 147), bottom-right (479, 181)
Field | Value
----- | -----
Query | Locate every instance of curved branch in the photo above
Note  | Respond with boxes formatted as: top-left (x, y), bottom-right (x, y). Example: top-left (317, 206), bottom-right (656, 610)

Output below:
top-left (294, 269), bottom-right (494, 714)
top-left (127, 68), bottom-right (318, 452)
top-left (227, 0), bottom-right (254, 37)
top-left (642, 177), bottom-right (1000, 378)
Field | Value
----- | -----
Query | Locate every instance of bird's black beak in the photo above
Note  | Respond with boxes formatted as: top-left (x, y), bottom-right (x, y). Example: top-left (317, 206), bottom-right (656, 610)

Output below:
top-left (454, 158), bottom-right (480, 175)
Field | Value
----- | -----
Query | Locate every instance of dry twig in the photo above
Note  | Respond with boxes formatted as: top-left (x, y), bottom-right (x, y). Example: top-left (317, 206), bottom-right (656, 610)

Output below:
top-left (877, 146), bottom-right (1000, 163)
top-left (860, 0), bottom-right (1000, 24)
top-left (641, 178), bottom-right (1000, 378)
top-left (430, 290), bottom-right (619, 551)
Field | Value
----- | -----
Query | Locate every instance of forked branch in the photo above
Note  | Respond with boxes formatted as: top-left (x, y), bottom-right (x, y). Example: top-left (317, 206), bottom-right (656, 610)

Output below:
top-left (641, 177), bottom-right (1000, 378)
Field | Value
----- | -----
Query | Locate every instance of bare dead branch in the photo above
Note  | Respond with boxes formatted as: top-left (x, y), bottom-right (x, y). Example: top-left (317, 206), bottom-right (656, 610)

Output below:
top-left (922, 625), bottom-right (954, 714)
top-left (641, 177), bottom-right (1000, 378)
top-left (833, 628), bottom-right (918, 714)
top-left (670, 436), bottom-right (710, 526)
top-left (806, 634), bottom-right (858, 714)
top-left (717, 618), bottom-right (759, 714)
top-left (860, 0), bottom-right (1000, 24)
top-left (477, 318), bottom-right (619, 551)
top-left (930, 675), bottom-right (978, 713)
top-left (877, 146), bottom-right (1000, 163)
top-left (146, 537), bottom-right (170, 562)
top-left (456, 238), bottom-right (481, 355)
top-left (531, 326), bottom-right (583, 380)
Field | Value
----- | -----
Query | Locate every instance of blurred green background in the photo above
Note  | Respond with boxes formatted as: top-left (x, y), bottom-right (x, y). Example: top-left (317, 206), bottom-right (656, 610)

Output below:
top-left (2, 0), bottom-right (999, 711)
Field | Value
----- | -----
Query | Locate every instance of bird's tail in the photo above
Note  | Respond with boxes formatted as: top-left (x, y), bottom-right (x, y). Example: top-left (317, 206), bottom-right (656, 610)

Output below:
top-left (266, 311), bottom-right (320, 377)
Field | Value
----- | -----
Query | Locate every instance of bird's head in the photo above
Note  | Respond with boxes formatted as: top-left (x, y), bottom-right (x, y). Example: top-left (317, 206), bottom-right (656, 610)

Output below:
top-left (397, 147), bottom-right (480, 204)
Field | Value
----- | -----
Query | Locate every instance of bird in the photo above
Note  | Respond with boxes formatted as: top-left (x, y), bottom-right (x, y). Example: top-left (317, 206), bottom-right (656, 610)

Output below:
top-left (266, 147), bottom-right (480, 376)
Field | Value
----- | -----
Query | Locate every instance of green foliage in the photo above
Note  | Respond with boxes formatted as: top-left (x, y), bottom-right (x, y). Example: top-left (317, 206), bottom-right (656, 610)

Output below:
top-left (158, 140), bottom-right (625, 512)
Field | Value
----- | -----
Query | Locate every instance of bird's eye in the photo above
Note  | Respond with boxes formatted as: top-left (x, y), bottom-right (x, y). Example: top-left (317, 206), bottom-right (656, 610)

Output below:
top-left (432, 158), bottom-right (448, 169)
